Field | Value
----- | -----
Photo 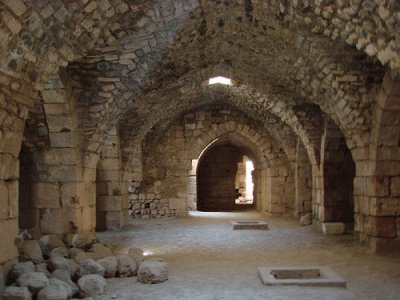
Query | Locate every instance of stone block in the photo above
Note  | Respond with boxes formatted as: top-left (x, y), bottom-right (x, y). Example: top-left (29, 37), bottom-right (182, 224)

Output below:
top-left (97, 158), bottom-right (120, 170)
top-left (369, 236), bottom-right (400, 254)
top-left (49, 132), bottom-right (79, 148)
top-left (322, 222), bottom-right (345, 235)
top-left (0, 153), bottom-right (19, 180)
top-left (40, 209), bottom-right (83, 234)
top-left (41, 90), bottom-right (66, 104)
top-left (0, 181), bottom-right (9, 219)
top-left (47, 165), bottom-right (80, 182)
top-left (168, 198), bottom-right (185, 210)
top-left (46, 116), bottom-right (75, 133)
top-left (32, 182), bottom-right (60, 209)
top-left (365, 216), bottom-right (397, 238)
top-left (391, 177), bottom-right (400, 197)
top-left (7, 180), bottom-right (18, 218)
top-left (97, 195), bottom-right (122, 211)
top-left (0, 219), bottom-right (18, 263)
top-left (43, 148), bottom-right (79, 165)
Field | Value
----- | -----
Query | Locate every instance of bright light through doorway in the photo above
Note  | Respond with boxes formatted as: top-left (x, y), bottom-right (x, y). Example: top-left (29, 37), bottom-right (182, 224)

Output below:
top-left (208, 76), bottom-right (231, 85)
top-left (246, 160), bottom-right (254, 201)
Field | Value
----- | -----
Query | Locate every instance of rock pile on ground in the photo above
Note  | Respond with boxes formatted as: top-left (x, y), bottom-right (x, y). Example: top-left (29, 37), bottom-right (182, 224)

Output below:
top-left (2, 232), bottom-right (169, 299)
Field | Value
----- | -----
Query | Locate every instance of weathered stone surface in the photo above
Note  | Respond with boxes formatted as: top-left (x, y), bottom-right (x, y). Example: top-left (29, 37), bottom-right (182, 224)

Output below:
top-left (20, 240), bottom-right (44, 264)
top-left (16, 272), bottom-right (49, 295)
top-left (37, 278), bottom-right (73, 300)
top-left (51, 269), bottom-right (79, 296)
top-left (97, 256), bottom-right (117, 278)
top-left (2, 286), bottom-right (32, 300)
top-left (73, 252), bottom-right (99, 264)
top-left (69, 248), bottom-right (85, 259)
top-left (10, 261), bottom-right (35, 281)
top-left (77, 274), bottom-right (107, 297)
top-left (137, 261), bottom-right (169, 284)
top-left (116, 255), bottom-right (137, 277)
top-left (78, 259), bottom-right (105, 277)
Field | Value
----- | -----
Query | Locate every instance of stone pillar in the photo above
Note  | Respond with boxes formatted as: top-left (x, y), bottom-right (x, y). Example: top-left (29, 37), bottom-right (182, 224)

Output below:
top-left (294, 138), bottom-right (312, 216)
top-left (0, 84), bottom-right (30, 291)
top-left (96, 128), bottom-right (129, 230)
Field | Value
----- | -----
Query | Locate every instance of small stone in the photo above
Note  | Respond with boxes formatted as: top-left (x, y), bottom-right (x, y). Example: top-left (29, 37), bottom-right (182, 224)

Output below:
top-left (137, 261), bottom-right (168, 284)
top-left (37, 278), bottom-right (73, 300)
top-left (21, 240), bottom-right (44, 264)
top-left (97, 256), bottom-right (118, 278)
top-left (10, 262), bottom-right (35, 281)
top-left (16, 272), bottom-right (49, 295)
top-left (2, 286), bottom-right (32, 300)
top-left (117, 255), bottom-right (137, 277)
top-left (73, 252), bottom-right (99, 264)
top-left (322, 222), bottom-right (346, 235)
top-left (77, 274), bottom-right (107, 298)
top-left (300, 213), bottom-right (312, 226)
top-left (78, 259), bottom-right (105, 277)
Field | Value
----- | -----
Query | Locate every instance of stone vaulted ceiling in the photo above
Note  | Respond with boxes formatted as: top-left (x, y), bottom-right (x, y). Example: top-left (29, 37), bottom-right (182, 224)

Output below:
top-left (1, 0), bottom-right (399, 157)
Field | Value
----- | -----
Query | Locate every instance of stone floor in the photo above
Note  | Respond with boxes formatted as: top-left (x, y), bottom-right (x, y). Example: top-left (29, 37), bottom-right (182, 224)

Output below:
top-left (97, 211), bottom-right (400, 300)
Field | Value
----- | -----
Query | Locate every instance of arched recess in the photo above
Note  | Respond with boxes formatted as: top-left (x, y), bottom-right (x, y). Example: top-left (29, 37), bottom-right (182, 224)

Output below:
top-left (317, 119), bottom-right (355, 233)
top-left (191, 133), bottom-right (264, 212)
top-left (363, 72), bottom-right (400, 253)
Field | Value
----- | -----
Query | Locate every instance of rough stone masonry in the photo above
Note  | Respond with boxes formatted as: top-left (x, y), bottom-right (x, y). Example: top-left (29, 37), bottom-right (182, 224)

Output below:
top-left (0, 0), bottom-right (400, 295)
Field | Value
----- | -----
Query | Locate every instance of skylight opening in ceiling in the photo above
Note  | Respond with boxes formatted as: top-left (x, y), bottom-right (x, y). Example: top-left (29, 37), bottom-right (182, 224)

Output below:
top-left (208, 76), bottom-right (232, 85)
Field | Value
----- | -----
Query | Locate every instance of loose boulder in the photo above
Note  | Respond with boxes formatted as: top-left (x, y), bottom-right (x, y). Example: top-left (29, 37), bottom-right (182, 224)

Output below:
top-left (51, 269), bottom-right (79, 295)
top-left (49, 247), bottom-right (69, 258)
top-left (300, 213), bottom-right (312, 226)
top-left (39, 235), bottom-right (65, 257)
top-left (20, 240), bottom-right (44, 264)
top-left (137, 261), bottom-right (168, 284)
top-left (35, 263), bottom-right (51, 278)
top-left (127, 247), bottom-right (144, 263)
top-left (10, 262), bottom-right (35, 281)
top-left (116, 255), bottom-right (137, 277)
top-left (37, 278), bottom-right (72, 300)
top-left (97, 256), bottom-right (118, 278)
top-left (77, 274), bottom-right (107, 298)
top-left (48, 257), bottom-right (79, 278)
top-left (88, 243), bottom-right (113, 259)
top-left (78, 259), bottom-right (105, 277)
top-left (65, 233), bottom-right (97, 250)
top-left (73, 252), bottom-right (99, 264)
top-left (2, 286), bottom-right (32, 300)
top-left (16, 272), bottom-right (49, 295)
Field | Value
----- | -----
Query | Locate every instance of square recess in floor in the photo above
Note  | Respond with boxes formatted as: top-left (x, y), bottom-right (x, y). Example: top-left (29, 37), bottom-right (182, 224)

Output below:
top-left (231, 221), bottom-right (268, 230)
top-left (258, 267), bottom-right (346, 287)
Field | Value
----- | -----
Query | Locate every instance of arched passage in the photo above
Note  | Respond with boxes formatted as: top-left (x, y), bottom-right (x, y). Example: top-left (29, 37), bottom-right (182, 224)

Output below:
top-left (196, 137), bottom-right (259, 212)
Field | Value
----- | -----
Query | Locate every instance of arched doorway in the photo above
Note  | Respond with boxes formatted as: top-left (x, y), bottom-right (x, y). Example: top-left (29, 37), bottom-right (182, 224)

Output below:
top-left (196, 137), bottom-right (259, 212)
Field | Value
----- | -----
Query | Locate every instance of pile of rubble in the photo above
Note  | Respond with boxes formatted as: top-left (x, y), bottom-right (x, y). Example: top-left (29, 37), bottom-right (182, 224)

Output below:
top-left (2, 232), bottom-right (169, 300)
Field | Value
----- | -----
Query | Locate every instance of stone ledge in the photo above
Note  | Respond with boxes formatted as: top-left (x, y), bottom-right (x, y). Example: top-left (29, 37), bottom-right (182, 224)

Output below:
top-left (258, 266), bottom-right (346, 287)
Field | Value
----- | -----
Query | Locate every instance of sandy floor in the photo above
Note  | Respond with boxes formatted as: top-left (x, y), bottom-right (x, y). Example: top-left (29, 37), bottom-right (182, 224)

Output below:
top-left (97, 211), bottom-right (400, 300)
